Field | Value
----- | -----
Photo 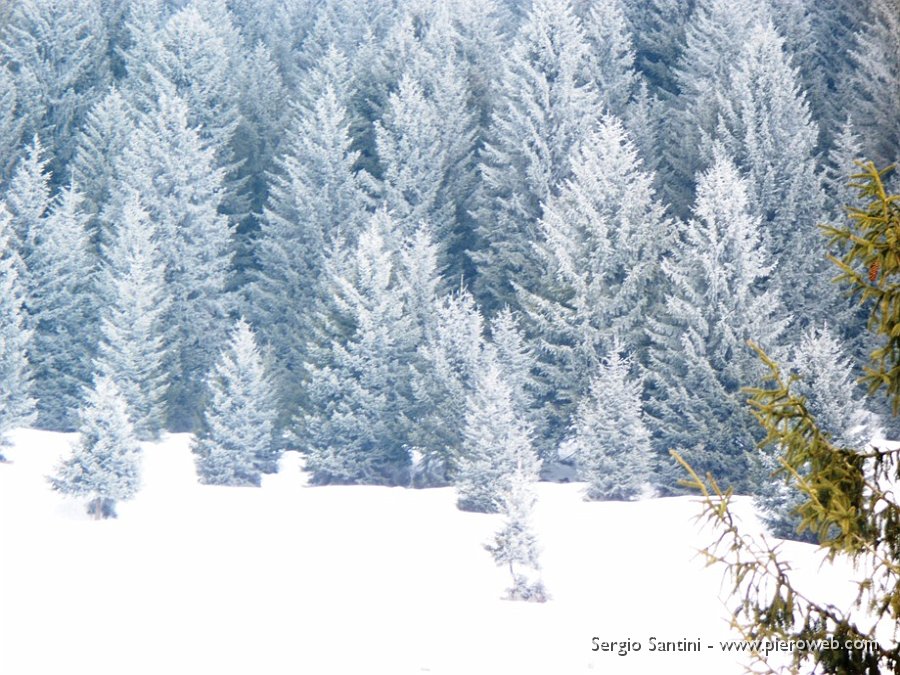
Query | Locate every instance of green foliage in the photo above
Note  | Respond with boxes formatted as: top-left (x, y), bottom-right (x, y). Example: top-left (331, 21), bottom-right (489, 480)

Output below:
top-left (676, 164), bottom-right (900, 674)
top-left (823, 161), bottom-right (900, 413)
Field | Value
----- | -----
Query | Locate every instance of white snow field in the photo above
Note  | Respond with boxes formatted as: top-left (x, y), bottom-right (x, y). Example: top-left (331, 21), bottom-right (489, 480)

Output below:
top-left (0, 430), bottom-right (863, 675)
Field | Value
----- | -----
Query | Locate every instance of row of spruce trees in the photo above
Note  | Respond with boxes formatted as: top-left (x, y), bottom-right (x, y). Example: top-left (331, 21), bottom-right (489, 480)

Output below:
top-left (0, 0), bottom-right (898, 536)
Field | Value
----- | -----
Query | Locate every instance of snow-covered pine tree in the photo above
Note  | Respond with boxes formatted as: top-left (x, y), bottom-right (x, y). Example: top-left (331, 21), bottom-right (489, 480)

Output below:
top-left (666, 0), bottom-right (768, 216)
top-left (484, 467), bottom-right (548, 602)
top-left (488, 307), bottom-right (547, 458)
top-left (720, 21), bottom-right (837, 330)
top-left (472, 0), bottom-right (600, 311)
top-left (410, 287), bottom-right (487, 485)
top-left (4, 136), bottom-right (51, 276)
top-left (0, 67), bottom-right (25, 187)
top-left (95, 190), bottom-right (169, 441)
top-left (824, 116), bottom-right (866, 220)
top-left (456, 361), bottom-right (540, 513)
top-left (572, 349), bottom-right (651, 501)
top-left (0, 0), bottom-right (111, 182)
top-left (49, 375), bottom-right (141, 519)
top-left (28, 185), bottom-right (95, 431)
top-left (192, 319), bottom-right (278, 486)
top-left (755, 324), bottom-right (878, 542)
top-left (580, 0), bottom-right (638, 118)
top-left (521, 115), bottom-right (670, 446)
top-left (249, 63), bottom-right (371, 426)
top-left (70, 88), bottom-right (134, 250)
top-left (849, 0), bottom-right (900, 166)
top-left (111, 87), bottom-right (233, 431)
top-left (645, 151), bottom-right (787, 493)
top-left (305, 210), bottom-right (415, 486)
top-left (0, 205), bottom-right (36, 459)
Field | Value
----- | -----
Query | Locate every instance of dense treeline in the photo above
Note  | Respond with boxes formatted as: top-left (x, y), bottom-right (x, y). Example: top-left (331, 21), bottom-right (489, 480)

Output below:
top-left (0, 0), bottom-right (897, 517)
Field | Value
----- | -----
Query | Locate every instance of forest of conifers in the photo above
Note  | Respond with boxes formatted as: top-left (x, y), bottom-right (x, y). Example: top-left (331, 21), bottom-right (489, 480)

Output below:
top-left (0, 0), bottom-right (898, 516)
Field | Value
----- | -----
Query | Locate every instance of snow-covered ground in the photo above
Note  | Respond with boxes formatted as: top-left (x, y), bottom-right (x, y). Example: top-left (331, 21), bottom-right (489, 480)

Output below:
top-left (0, 430), bottom-right (861, 675)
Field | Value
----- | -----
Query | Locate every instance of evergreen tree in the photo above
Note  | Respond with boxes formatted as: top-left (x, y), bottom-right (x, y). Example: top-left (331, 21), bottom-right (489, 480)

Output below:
top-left (667, 0), bottom-right (768, 215)
top-left (824, 116), bottom-right (866, 220)
top-left (472, 0), bottom-right (600, 311)
top-left (305, 210), bottom-right (414, 486)
top-left (49, 375), bottom-right (141, 519)
top-left (755, 324), bottom-right (877, 542)
top-left (522, 116), bottom-right (670, 441)
top-left (849, 0), bottom-right (900, 166)
top-left (720, 22), bottom-right (835, 329)
top-left (111, 89), bottom-right (233, 431)
top-left (28, 185), bottom-right (95, 431)
top-left (0, 0), bottom-right (111, 181)
top-left (618, 0), bottom-right (692, 99)
top-left (0, 67), bottom-right (25, 187)
top-left (5, 136), bottom-right (51, 275)
top-left (0, 205), bottom-right (36, 459)
top-left (95, 190), bottom-right (169, 441)
top-left (581, 0), bottom-right (638, 118)
top-left (70, 88), bottom-right (134, 250)
top-left (572, 350), bottom-right (651, 501)
top-left (192, 319), bottom-right (278, 486)
top-left (485, 468), bottom-right (548, 602)
top-left (410, 287), bottom-right (487, 485)
top-left (456, 361), bottom-right (540, 513)
top-left (646, 152), bottom-right (787, 493)
top-left (249, 70), bottom-right (371, 425)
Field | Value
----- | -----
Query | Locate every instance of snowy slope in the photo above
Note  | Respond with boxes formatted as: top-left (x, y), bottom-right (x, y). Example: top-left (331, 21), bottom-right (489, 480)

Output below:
top-left (0, 431), bottom-right (861, 675)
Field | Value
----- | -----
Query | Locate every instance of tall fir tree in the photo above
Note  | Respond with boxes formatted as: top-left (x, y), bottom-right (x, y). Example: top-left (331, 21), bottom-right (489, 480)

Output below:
top-left (0, 205), bottom-right (36, 459)
top-left (70, 88), bottom-right (134, 251)
top-left (192, 319), bottom-right (278, 486)
top-left (0, 67), bottom-right (25, 187)
top-left (5, 136), bottom-right (51, 277)
top-left (456, 361), bottom-right (540, 513)
top-left (410, 287), bottom-right (487, 485)
top-left (522, 116), bottom-right (670, 444)
top-left (110, 88), bottom-right (233, 431)
top-left (305, 210), bottom-right (415, 486)
top-left (580, 0), bottom-right (639, 118)
top-left (472, 0), bottom-right (600, 311)
top-left (719, 21), bottom-right (836, 329)
top-left (849, 0), bottom-right (900, 166)
top-left (95, 190), bottom-right (169, 441)
top-left (572, 349), bottom-right (651, 501)
top-left (49, 376), bottom-right (141, 519)
top-left (666, 0), bottom-right (768, 216)
top-left (646, 152), bottom-right (787, 493)
top-left (249, 66), bottom-right (371, 427)
top-left (27, 185), bottom-right (95, 431)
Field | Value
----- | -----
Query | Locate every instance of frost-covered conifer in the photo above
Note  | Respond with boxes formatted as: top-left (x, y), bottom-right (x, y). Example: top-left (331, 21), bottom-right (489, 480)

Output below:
top-left (0, 68), bottom-right (24, 186)
top-left (192, 319), bottom-right (278, 486)
top-left (0, 0), bottom-right (110, 180)
top-left (49, 376), bottom-right (141, 519)
top-left (5, 137), bottom-right (51, 272)
top-left (305, 210), bottom-right (415, 486)
top-left (646, 152), bottom-right (787, 493)
top-left (28, 186), bottom-right (95, 430)
top-left (456, 362), bottom-right (540, 513)
top-left (485, 470), bottom-right (548, 602)
top-left (0, 206), bottom-right (35, 458)
top-left (70, 89), bottom-right (134, 249)
top-left (849, 0), bottom-right (900, 165)
top-left (573, 350), bottom-right (651, 501)
top-left (249, 66), bottom-right (370, 422)
top-left (96, 190), bottom-right (169, 441)
top-left (755, 325), bottom-right (879, 542)
top-left (522, 116), bottom-right (669, 441)
top-left (111, 89), bottom-right (233, 431)
top-left (472, 0), bottom-right (600, 310)
top-left (581, 0), bottom-right (638, 118)
top-left (410, 288), bottom-right (486, 485)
